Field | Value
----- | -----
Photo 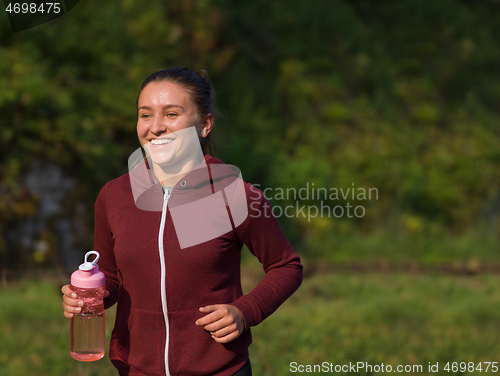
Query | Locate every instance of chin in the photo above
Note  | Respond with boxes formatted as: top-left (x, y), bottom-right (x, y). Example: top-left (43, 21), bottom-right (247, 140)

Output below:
top-left (149, 151), bottom-right (177, 167)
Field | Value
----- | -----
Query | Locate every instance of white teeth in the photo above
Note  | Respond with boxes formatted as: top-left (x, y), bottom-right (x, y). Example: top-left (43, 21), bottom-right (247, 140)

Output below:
top-left (151, 138), bottom-right (174, 145)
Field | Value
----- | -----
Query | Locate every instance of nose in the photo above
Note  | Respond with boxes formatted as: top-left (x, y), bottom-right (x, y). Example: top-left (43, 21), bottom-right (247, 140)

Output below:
top-left (150, 115), bottom-right (168, 135)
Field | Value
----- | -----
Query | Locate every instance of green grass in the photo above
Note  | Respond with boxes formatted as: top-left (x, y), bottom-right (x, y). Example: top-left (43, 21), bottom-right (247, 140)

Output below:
top-left (301, 225), bottom-right (500, 264)
top-left (1, 266), bottom-right (500, 375)
top-left (248, 271), bottom-right (500, 375)
top-left (0, 281), bottom-right (117, 376)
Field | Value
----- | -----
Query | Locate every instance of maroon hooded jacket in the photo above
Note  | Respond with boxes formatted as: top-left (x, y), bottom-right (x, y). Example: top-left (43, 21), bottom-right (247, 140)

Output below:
top-left (95, 154), bottom-right (303, 375)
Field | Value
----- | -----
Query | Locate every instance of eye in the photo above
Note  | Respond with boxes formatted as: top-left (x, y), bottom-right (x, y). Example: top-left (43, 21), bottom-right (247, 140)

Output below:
top-left (166, 113), bottom-right (178, 118)
top-left (140, 113), bottom-right (152, 118)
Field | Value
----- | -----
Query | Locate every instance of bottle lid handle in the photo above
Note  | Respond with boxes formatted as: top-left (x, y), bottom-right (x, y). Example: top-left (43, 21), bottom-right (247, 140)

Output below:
top-left (79, 251), bottom-right (100, 271)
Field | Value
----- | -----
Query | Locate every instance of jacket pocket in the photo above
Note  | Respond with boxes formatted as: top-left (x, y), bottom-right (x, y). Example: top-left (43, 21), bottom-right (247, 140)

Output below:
top-left (110, 304), bottom-right (165, 376)
top-left (168, 308), bottom-right (246, 376)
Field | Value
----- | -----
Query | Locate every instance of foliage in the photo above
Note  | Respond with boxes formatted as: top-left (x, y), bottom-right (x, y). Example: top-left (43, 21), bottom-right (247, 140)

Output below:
top-left (0, 0), bottom-right (499, 268)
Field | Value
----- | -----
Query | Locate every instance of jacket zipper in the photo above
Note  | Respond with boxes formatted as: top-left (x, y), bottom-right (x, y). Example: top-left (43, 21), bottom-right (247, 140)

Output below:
top-left (158, 190), bottom-right (171, 376)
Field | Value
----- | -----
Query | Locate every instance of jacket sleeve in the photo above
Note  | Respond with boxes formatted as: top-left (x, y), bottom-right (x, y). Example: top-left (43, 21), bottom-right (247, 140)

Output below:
top-left (94, 183), bottom-right (120, 309)
top-left (230, 183), bottom-right (303, 329)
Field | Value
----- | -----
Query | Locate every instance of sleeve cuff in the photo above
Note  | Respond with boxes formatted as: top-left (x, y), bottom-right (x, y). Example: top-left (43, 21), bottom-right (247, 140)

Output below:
top-left (231, 295), bottom-right (261, 329)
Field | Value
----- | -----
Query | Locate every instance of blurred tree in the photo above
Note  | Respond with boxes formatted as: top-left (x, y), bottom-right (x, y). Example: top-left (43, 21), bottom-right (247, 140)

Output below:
top-left (0, 0), bottom-right (499, 270)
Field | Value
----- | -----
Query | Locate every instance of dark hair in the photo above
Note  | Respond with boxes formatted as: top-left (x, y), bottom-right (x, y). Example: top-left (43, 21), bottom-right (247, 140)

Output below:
top-left (137, 67), bottom-right (218, 155)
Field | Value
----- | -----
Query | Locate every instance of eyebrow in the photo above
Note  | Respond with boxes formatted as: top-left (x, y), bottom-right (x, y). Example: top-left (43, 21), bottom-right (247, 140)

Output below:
top-left (138, 104), bottom-right (185, 111)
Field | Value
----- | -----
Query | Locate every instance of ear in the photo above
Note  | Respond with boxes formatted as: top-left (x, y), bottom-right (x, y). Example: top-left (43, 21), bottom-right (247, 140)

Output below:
top-left (200, 113), bottom-right (214, 137)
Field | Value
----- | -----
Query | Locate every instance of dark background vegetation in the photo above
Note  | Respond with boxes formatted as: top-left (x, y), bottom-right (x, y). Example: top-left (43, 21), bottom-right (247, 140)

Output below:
top-left (1, 0), bottom-right (498, 274)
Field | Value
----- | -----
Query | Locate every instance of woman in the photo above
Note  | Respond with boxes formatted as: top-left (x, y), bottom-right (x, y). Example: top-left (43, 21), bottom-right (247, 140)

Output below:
top-left (62, 67), bottom-right (303, 376)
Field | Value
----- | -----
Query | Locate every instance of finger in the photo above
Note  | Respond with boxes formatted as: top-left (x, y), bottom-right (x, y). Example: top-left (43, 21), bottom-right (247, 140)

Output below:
top-left (63, 310), bottom-right (79, 319)
top-left (198, 304), bottom-right (223, 313)
top-left (104, 290), bottom-right (110, 297)
top-left (203, 316), bottom-right (234, 333)
top-left (63, 294), bottom-right (83, 308)
top-left (63, 300), bottom-right (83, 313)
top-left (195, 306), bottom-right (227, 326)
top-left (211, 323), bottom-right (238, 338)
top-left (62, 302), bottom-right (82, 319)
top-left (61, 284), bottom-right (77, 298)
top-left (211, 330), bottom-right (239, 344)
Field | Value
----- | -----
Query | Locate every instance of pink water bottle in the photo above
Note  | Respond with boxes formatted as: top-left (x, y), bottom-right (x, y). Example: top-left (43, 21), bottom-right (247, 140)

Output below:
top-left (70, 251), bottom-right (106, 362)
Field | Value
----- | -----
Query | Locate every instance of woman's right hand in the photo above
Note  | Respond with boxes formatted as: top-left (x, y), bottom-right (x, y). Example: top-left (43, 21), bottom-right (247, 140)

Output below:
top-left (61, 284), bottom-right (83, 319)
top-left (61, 284), bottom-right (110, 318)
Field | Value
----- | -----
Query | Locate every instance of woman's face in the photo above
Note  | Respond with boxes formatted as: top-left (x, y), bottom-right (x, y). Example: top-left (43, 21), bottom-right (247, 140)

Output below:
top-left (137, 81), bottom-right (208, 167)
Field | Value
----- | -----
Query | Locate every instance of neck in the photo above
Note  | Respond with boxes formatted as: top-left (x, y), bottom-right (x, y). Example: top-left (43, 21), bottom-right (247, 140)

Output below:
top-left (152, 151), bottom-right (205, 187)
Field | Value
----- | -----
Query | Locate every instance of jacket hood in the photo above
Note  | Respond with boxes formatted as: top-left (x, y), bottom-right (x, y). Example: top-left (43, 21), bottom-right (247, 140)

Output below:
top-left (126, 151), bottom-right (248, 249)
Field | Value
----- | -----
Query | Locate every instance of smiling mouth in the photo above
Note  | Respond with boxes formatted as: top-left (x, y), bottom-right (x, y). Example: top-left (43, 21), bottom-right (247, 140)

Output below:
top-left (151, 138), bottom-right (175, 146)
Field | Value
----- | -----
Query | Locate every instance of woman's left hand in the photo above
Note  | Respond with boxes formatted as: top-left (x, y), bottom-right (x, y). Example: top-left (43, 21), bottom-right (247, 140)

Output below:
top-left (196, 304), bottom-right (245, 343)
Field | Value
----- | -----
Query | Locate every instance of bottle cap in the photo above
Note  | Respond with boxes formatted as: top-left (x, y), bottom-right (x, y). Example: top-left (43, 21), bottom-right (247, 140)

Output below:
top-left (71, 251), bottom-right (106, 289)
